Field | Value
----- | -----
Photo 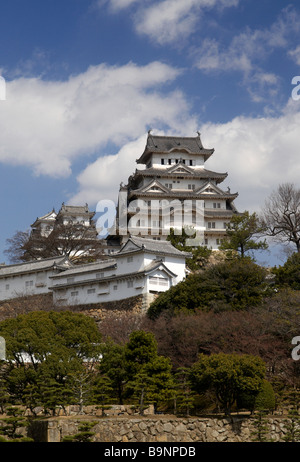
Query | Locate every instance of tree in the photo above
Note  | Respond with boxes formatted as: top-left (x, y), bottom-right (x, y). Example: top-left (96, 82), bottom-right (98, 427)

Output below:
top-left (147, 257), bottom-right (269, 319)
top-left (272, 252), bottom-right (300, 290)
top-left (142, 355), bottom-right (174, 413)
top-left (67, 368), bottom-right (95, 414)
top-left (98, 340), bottom-right (127, 404)
top-left (128, 356), bottom-right (174, 415)
top-left (219, 211), bottom-right (268, 258)
top-left (62, 421), bottom-right (98, 443)
top-left (0, 311), bottom-right (102, 366)
top-left (167, 227), bottom-right (212, 270)
top-left (190, 353), bottom-right (266, 415)
top-left (174, 367), bottom-right (197, 416)
top-left (4, 222), bottom-right (105, 263)
top-left (260, 183), bottom-right (300, 253)
top-left (237, 379), bottom-right (275, 413)
top-left (93, 375), bottom-right (114, 416)
top-left (0, 311), bottom-right (102, 409)
top-left (124, 330), bottom-right (158, 380)
top-left (282, 390), bottom-right (300, 442)
top-left (251, 410), bottom-right (272, 442)
top-left (0, 406), bottom-right (33, 441)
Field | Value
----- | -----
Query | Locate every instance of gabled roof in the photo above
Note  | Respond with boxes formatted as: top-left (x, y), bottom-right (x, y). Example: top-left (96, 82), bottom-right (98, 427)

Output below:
top-left (195, 181), bottom-right (238, 199)
top-left (0, 256), bottom-right (71, 278)
top-left (143, 260), bottom-right (177, 278)
top-left (137, 133), bottom-right (214, 164)
top-left (57, 203), bottom-right (95, 219)
top-left (31, 210), bottom-right (57, 228)
top-left (50, 259), bottom-right (178, 290)
top-left (133, 165), bottom-right (227, 183)
top-left (50, 259), bottom-right (117, 280)
top-left (131, 178), bottom-right (171, 195)
top-left (117, 236), bottom-right (191, 258)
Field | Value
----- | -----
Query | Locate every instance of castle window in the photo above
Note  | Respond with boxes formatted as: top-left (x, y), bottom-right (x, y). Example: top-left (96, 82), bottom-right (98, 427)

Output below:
top-left (161, 159), bottom-right (164, 165)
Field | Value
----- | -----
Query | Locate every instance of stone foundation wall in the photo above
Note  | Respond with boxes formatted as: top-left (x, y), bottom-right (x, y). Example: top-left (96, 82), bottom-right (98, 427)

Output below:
top-left (0, 293), bottom-right (144, 323)
top-left (31, 414), bottom-right (295, 443)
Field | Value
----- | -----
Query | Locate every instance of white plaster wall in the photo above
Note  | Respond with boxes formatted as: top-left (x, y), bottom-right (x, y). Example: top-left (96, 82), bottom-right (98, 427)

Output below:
top-left (0, 270), bottom-right (56, 301)
top-left (150, 152), bottom-right (205, 168)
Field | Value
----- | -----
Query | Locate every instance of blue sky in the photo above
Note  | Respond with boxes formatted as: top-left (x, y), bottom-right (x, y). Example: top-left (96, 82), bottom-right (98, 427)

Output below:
top-left (1, 0), bottom-right (300, 265)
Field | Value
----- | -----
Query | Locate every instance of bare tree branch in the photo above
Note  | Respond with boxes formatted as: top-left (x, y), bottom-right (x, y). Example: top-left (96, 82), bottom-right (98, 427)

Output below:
top-left (260, 183), bottom-right (300, 252)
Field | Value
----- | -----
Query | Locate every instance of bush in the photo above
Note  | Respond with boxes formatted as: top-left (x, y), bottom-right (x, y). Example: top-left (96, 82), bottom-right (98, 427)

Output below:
top-left (237, 380), bottom-right (275, 413)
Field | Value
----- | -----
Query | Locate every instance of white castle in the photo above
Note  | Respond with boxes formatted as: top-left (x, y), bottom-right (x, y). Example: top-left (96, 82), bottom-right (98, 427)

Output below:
top-left (0, 132), bottom-right (238, 309)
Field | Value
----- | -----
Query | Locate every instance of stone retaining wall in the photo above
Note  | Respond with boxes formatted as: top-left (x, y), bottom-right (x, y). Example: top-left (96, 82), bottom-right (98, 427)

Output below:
top-left (0, 293), bottom-right (144, 323)
top-left (31, 414), bottom-right (294, 443)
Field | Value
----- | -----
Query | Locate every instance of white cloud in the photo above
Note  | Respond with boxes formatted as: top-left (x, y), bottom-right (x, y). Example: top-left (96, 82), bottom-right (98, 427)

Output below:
top-left (134, 0), bottom-right (239, 45)
top-left (0, 61), bottom-right (196, 178)
top-left (201, 102), bottom-right (300, 213)
top-left (289, 45), bottom-right (300, 65)
top-left (193, 7), bottom-right (300, 102)
top-left (70, 134), bottom-right (148, 205)
top-left (70, 98), bottom-right (300, 218)
top-left (195, 7), bottom-right (300, 74)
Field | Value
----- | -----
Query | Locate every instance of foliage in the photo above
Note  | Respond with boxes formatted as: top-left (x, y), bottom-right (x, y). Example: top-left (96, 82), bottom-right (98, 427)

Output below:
top-left (237, 379), bottom-right (275, 413)
top-left (0, 406), bottom-right (33, 441)
top-left (62, 421), bottom-right (98, 443)
top-left (98, 340), bottom-right (127, 404)
top-left (147, 257), bottom-right (269, 319)
top-left (174, 367), bottom-right (197, 416)
top-left (190, 353), bottom-right (266, 415)
top-left (279, 389), bottom-right (300, 442)
top-left (123, 331), bottom-right (174, 413)
top-left (272, 252), bottom-right (300, 290)
top-left (92, 375), bottom-right (114, 415)
top-left (0, 311), bottom-right (102, 414)
top-left (219, 211), bottom-right (268, 258)
top-left (251, 410), bottom-right (272, 442)
top-left (0, 309), bottom-right (299, 421)
top-left (0, 310), bottom-right (102, 365)
top-left (127, 355), bottom-right (174, 415)
top-left (124, 330), bottom-right (158, 379)
top-left (167, 227), bottom-right (212, 270)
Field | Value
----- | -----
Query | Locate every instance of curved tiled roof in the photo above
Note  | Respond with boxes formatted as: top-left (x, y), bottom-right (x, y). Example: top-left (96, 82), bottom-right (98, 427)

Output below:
top-left (137, 133), bottom-right (214, 164)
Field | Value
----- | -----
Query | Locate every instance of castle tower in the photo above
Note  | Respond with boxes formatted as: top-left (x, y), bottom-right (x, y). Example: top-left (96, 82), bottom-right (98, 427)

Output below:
top-left (113, 131), bottom-right (239, 250)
